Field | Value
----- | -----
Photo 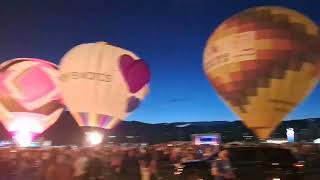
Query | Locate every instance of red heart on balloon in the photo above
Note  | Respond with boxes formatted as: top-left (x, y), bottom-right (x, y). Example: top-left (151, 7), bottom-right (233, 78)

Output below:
top-left (119, 54), bottom-right (151, 93)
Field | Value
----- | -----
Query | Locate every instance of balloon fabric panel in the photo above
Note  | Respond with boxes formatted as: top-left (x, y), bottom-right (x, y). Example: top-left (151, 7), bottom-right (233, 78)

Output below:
top-left (72, 112), bottom-right (120, 129)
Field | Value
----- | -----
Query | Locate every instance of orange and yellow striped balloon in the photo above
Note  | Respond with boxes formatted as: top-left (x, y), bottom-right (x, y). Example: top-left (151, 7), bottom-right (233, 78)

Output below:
top-left (204, 6), bottom-right (320, 139)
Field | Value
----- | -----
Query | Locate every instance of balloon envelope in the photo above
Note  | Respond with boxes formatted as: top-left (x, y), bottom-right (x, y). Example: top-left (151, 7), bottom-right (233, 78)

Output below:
top-left (59, 42), bottom-right (150, 129)
top-left (0, 58), bottom-right (64, 137)
top-left (203, 6), bottom-right (320, 139)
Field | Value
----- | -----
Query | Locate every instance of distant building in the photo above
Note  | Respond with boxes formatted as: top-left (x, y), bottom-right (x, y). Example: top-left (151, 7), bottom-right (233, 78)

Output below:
top-left (191, 133), bottom-right (221, 145)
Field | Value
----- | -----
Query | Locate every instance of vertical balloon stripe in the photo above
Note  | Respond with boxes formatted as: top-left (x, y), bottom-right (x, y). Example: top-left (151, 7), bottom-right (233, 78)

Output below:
top-left (99, 115), bottom-right (111, 128)
top-left (79, 112), bottom-right (89, 126)
top-left (96, 114), bottom-right (102, 126)
top-left (105, 118), bottom-right (114, 129)
top-left (88, 113), bottom-right (96, 127)
top-left (71, 112), bottom-right (83, 126)
top-left (95, 114), bottom-right (101, 127)
top-left (97, 114), bottom-right (104, 127)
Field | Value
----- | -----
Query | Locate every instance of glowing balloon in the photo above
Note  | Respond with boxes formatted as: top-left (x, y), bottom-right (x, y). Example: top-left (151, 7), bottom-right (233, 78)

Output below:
top-left (86, 131), bottom-right (103, 145)
top-left (59, 42), bottom-right (150, 129)
top-left (0, 58), bottom-right (64, 138)
top-left (203, 6), bottom-right (320, 139)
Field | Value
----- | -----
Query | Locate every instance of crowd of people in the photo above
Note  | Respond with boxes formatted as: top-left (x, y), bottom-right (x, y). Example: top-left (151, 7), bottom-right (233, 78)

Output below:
top-left (0, 142), bottom-right (319, 180)
top-left (0, 144), bottom-right (220, 180)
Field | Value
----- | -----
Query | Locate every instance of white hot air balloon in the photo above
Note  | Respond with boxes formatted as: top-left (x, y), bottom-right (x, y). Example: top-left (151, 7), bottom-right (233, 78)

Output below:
top-left (59, 42), bottom-right (150, 131)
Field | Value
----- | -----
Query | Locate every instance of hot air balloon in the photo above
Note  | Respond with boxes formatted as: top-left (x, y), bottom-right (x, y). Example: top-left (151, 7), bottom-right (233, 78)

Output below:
top-left (59, 42), bottom-right (150, 142)
top-left (0, 58), bottom-right (64, 146)
top-left (203, 6), bottom-right (320, 139)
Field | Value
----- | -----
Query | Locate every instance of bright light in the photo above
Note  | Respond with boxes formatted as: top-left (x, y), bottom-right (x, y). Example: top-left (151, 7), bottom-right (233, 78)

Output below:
top-left (86, 131), bottom-right (103, 145)
top-left (266, 139), bottom-right (288, 144)
top-left (286, 128), bottom-right (295, 142)
top-left (14, 131), bottom-right (32, 147)
top-left (313, 138), bottom-right (320, 144)
top-left (293, 162), bottom-right (304, 168)
top-left (8, 112), bottom-right (45, 133)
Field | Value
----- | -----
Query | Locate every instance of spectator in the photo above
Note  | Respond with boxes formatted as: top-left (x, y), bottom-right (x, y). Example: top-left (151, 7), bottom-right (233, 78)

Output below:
top-left (122, 149), bottom-right (141, 180)
top-left (211, 149), bottom-right (235, 180)
top-left (73, 150), bottom-right (89, 180)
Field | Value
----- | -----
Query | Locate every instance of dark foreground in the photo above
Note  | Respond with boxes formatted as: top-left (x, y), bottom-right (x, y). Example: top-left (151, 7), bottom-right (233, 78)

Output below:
top-left (0, 143), bottom-right (319, 180)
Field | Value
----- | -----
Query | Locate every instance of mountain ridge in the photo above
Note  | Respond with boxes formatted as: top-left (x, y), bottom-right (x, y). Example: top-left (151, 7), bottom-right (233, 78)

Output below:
top-left (0, 112), bottom-right (319, 145)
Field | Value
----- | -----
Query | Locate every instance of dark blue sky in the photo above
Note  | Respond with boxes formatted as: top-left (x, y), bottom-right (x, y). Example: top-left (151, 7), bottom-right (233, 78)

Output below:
top-left (1, 0), bottom-right (320, 123)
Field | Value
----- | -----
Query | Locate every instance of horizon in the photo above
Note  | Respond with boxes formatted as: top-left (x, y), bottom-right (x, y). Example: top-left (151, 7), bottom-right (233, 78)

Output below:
top-left (126, 117), bottom-right (320, 125)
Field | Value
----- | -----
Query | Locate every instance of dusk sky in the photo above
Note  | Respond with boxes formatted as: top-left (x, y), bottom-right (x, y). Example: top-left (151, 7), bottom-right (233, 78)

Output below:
top-left (1, 0), bottom-right (320, 123)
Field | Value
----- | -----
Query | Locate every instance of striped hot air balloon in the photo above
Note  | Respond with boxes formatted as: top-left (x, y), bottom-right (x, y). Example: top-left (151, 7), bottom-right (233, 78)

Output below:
top-left (0, 58), bottom-right (64, 141)
top-left (204, 6), bottom-right (320, 139)
top-left (59, 42), bottom-right (150, 130)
